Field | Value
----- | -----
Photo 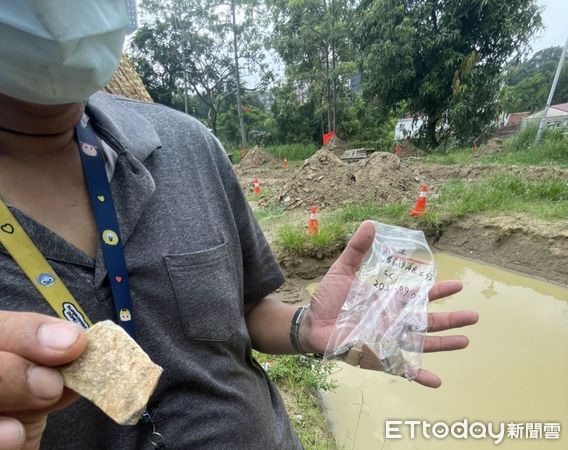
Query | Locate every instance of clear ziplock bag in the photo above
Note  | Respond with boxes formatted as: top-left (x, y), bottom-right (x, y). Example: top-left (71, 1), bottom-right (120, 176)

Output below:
top-left (324, 222), bottom-right (436, 380)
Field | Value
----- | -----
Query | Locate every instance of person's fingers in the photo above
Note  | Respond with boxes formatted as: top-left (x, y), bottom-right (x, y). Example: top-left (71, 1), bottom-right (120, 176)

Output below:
top-left (0, 312), bottom-right (86, 366)
top-left (8, 413), bottom-right (47, 450)
top-left (0, 313), bottom-right (85, 415)
top-left (428, 280), bottom-right (463, 302)
top-left (413, 369), bottom-right (442, 388)
top-left (428, 310), bottom-right (479, 332)
top-left (333, 221), bottom-right (375, 275)
top-left (8, 389), bottom-right (79, 426)
top-left (0, 352), bottom-right (64, 413)
top-left (423, 335), bottom-right (469, 352)
top-left (0, 417), bottom-right (25, 450)
top-left (47, 389), bottom-right (80, 414)
top-left (7, 392), bottom-right (79, 450)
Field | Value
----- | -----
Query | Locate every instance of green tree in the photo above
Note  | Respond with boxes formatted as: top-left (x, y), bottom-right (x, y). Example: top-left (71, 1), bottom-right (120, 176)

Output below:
top-left (269, 0), bottom-right (356, 134)
top-left (130, 0), bottom-right (233, 135)
top-left (131, 0), bottom-right (270, 137)
top-left (217, 91), bottom-right (275, 146)
top-left (503, 46), bottom-right (568, 113)
top-left (270, 81), bottom-right (322, 143)
top-left (359, 0), bottom-right (542, 147)
top-left (220, 0), bottom-right (272, 148)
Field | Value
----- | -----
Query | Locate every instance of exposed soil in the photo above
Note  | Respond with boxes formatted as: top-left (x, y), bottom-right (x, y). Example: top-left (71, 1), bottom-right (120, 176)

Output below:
top-left (273, 213), bottom-right (568, 289)
top-left (322, 135), bottom-right (350, 158)
top-left (432, 213), bottom-right (568, 286)
top-left (269, 150), bottom-right (420, 210)
top-left (234, 159), bottom-right (290, 196)
top-left (473, 138), bottom-right (503, 157)
top-left (397, 139), bottom-right (426, 157)
top-left (239, 146), bottom-right (280, 169)
top-left (236, 154), bottom-right (568, 289)
top-left (415, 163), bottom-right (568, 191)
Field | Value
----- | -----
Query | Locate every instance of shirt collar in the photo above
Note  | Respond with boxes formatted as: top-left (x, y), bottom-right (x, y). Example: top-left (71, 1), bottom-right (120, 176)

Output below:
top-left (85, 91), bottom-right (161, 161)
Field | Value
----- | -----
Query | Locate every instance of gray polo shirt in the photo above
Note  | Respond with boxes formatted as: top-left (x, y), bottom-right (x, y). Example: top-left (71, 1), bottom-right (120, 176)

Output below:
top-left (0, 92), bottom-right (302, 449)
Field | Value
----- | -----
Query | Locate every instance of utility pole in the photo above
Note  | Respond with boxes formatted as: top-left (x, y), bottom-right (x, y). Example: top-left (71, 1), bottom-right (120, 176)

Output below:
top-left (535, 35), bottom-right (568, 145)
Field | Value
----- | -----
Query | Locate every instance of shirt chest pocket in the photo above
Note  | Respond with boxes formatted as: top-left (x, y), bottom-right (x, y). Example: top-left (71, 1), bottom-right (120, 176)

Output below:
top-left (164, 243), bottom-right (242, 341)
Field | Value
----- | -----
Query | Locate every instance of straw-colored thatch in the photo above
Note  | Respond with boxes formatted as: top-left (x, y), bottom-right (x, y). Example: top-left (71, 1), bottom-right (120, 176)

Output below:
top-left (104, 55), bottom-right (153, 103)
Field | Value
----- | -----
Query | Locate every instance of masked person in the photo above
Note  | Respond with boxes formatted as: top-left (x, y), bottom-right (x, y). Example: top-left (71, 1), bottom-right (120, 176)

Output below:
top-left (0, 1), bottom-right (478, 449)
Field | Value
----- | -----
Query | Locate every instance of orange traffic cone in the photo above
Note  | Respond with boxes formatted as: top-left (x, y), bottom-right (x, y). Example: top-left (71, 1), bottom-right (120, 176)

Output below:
top-left (282, 158), bottom-right (289, 169)
top-left (410, 184), bottom-right (427, 217)
top-left (307, 207), bottom-right (319, 235)
top-left (253, 178), bottom-right (261, 196)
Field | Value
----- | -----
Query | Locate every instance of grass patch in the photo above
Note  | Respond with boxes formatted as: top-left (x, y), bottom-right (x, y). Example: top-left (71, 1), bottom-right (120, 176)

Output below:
top-left (434, 174), bottom-right (568, 221)
top-left (311, 222), bottom-right (345, 247)
top-left (421, 148), bottom-right (472, 165)
top-left (333, 201), bottom-right (410, 224)
top-left (263, 144), bottom-right (318, 161)
top-left (254, 352), bottom-right (338, 449)
top-left (246, 187), bottom-right (277, 202)
top-left (277, 225), bottom-right (309, 252)
top-left (254, 353), bottom-right (337, 392)
top-left (420, 126), bottom-right (568, 167)
top-left (254, 205), bottom-right (285, 222)
top-left (295, 174), bottom-right (567, 243)
top-left (276, 220), bottom-right (347, 255)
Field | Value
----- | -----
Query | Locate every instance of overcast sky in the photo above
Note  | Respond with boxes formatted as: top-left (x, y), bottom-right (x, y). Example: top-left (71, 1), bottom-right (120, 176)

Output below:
top-left (531, 0), bottom-right (568, 53)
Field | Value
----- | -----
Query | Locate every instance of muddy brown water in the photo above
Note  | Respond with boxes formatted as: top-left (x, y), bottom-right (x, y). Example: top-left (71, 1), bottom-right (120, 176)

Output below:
top-left (321, 253), bottom-right (568, 449)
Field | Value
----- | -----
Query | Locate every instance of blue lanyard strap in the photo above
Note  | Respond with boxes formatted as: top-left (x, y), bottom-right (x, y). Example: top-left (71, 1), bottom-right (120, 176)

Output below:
top-left (75, 116), bottom-right (136, 339)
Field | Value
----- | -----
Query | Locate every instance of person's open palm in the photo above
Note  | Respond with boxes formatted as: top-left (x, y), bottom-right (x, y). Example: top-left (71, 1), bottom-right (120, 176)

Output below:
top-left (300, 221), bottom-right (479, 388)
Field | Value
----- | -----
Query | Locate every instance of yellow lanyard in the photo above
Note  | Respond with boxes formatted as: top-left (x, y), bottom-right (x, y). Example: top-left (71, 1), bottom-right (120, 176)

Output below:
top-left (0, 199), bottom-right (92, 329)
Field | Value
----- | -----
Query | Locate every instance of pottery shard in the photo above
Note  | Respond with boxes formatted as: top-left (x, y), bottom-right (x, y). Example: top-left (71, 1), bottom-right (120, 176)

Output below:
top-left (342, 341), bottom-right (408, 372)
top-left (342, 343), bottom-right (385, 371)
top-left (59, 321), bottom-right (163, 425)
top-left (343, 346), bottom-right (363, 366)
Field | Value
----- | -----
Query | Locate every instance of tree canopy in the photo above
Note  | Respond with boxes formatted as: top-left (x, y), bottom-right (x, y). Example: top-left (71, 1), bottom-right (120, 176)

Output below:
top-left (503, 46), bottom-right (568, 113)
top-left (358, 0), bottom-right (542, 145)
top-left (129, 0), bottom-right (547, 150)
top-left (131, 0), bottom-right (270, 137)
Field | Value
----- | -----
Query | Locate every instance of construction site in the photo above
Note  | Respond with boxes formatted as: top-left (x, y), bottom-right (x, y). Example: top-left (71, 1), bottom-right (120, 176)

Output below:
top-left (237, 140), bottom-right (567, 289)
top-left (237, 139), bottom-right (568, 449)
top-left (102, 55), bottom-right (568, 449)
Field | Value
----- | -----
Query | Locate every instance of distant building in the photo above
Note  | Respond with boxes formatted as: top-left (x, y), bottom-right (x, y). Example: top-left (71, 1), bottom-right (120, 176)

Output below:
top-left (521, 103), bottom-right (568, 130)
top-left (495, 112), bottom-right (530, 138)
top-left (394, 116), bottom-right (425, 140)
top-left (506, 112), bottom-right (531, 127)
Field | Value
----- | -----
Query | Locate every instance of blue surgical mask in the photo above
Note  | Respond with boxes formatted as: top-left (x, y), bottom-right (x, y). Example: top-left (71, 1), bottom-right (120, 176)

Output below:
top-left (0, 0), bottom-right (138, 105)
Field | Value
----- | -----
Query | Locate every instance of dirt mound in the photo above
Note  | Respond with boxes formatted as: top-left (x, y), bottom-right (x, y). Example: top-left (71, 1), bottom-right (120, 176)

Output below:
top-left (272, 150), bottom-right (420, 210)
top-left (275, 149), bottom-right (353, 209)
top-left (239, 146), bottom-right (279, 169)
top-left (323, 136), bottom-right (350, 157)
top-left (397, 140), bottom-right (426, 157)
top-left (473, 138), bottom-right (503, 157)
top-left (351, 152), bottom-right (421, 203)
